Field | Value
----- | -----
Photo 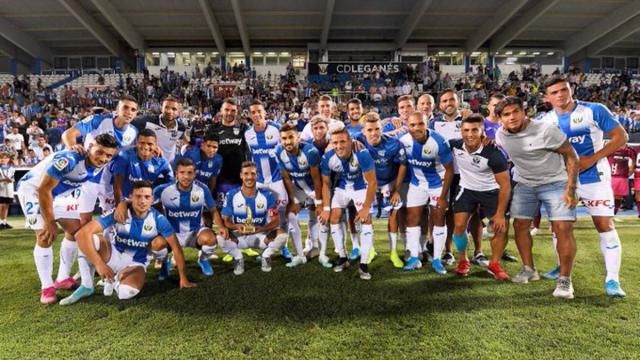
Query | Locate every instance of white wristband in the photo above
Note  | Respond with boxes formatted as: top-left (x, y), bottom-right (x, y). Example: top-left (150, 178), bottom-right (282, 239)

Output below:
top-left (323, 206), bottom-right (331, 211)
top-left (314, 199), bottom-right (323, 205)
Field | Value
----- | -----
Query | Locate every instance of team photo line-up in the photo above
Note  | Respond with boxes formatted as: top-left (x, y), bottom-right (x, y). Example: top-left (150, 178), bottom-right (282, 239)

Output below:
top-left (13, 73), bottom-right (630, 306)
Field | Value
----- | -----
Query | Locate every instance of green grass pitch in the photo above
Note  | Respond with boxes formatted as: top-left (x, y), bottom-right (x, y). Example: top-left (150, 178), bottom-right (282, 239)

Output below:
top-left (0, 216), bottom-right (638, 359)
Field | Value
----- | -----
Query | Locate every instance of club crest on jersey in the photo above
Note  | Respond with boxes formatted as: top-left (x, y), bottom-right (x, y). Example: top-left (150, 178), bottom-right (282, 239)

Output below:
top-left (123, 133), bottom-right (133, 144)
top-left (422, 146), bottom-right (432, 156)
top-left (267, 134), bottom-right (274, 140)
top-left (148, 165), bottom-right (155, 173)
top-left (53, 157), bottom-right (69, 171)
top-left (143, 222), bottom-right (153, 232)
top-left (257, 202), bottom-right (265, 209)
top-left (298, 158), bottom-right (307, 167)
top-left (571, 115), bottom-right (583, 124)
top-left (233, 128), bottom-right (240, 135)
top-left (27, 215), bottom-right (38, 225)
top-left (472, 155), bottom-right (481, 164)
top-left (378, 150), bottom-right (386, 157)
top-left (191, 194), bottom-right (200, 202)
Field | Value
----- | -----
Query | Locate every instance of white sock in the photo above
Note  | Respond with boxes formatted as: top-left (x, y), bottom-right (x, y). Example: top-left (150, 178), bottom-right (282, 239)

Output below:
top-left (330, 223), bottom-right (346, 258)
top-left (389, 232), bottom-right (397, 251)
top-left (56, 238), bottom-right (77, 281)
top-left (599, 230), bottom-right (621, 282)
top-left (309, 215), bottom-right (319, 248)
top-left (359, 224), bottom-right (373, 264)
top-left (406, 226), bottom-right (421, 257)
top-left (200, 245), bottom-right (217, 260)
top-left (115, 283), bottom-right (140, 300)
top-left (34, 245), bottom-right (54, 289)
top-left (350, 232), bottom-right (360, 250)
top-left (221, 239), bottom-right (242, 260)
top-left (433, 225), bottom-right (447, 260)
top-left (318, 225), bottom-right (329, 257)
top-left (288, 212), bottom-right (304, 256)
top-left (152, 248), bottom-right (168, 260)
top-left (77, 251), bottom-right (95, 289)
top-left (263, 234), bottom-right (287, 258)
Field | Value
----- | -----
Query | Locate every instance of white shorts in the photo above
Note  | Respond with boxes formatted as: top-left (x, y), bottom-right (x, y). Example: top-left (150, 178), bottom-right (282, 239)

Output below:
top-left (176, 228), bottom-right (209, 248)
top-left (292, 185), bottom-right (315, 206)
top-left (106, 242), bottom-right (148, 274)
top-left (258, 180), bottom-right (289, 210)
top-left (17, 186), bottom-right (81, 230)
top-left (577, 181), bottom-right (615, 217)
top-left (231, 230), bottom-right (269, 249)
top-left (331, 188), bottom-right (367, 211)
top-left (405, 184), bottom-right (442, 208)
top-left (78, 181), bottom-right (115, 214)
top-left (379, 183), bottom-right (403, 211)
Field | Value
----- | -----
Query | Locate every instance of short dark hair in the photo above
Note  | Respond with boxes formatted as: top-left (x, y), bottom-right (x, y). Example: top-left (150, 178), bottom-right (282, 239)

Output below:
top-left (94, 133), bottom-right (119, 148)
top-left (495, 96), bottom-right (524, 117)
top-left (222, 98), bottom-right (237, 107)
top-left (241, 161), bottom-right (257, 169)
top-left (438, 89), bottom-right (457, 103)
top-left (462, 113), bottom-right (484, 125)
top-left (347, 98), bottom-right (362, 107)
top-left (176, 157), bottom-right (195, 169)
top-left (203, 132), bottom-right (219, 143)
top-left (489, 93), bottom-right (506, 102)
top-left (138, 128), bottom-right (157, 139)
top-left (163, 96), bottom-right (179, 103)
top-left (119, 95), bottom-right (138, 104)
top-left (279, 123), bottom-right (297, 133)
top-left (250, 99), bottom-right (264, 107)
top-left (542, 75), bottom-right (568, 93)
top-left (318, 95), bottom-right (333, 103)
top-left (132, 180), bottom-right (153, 191)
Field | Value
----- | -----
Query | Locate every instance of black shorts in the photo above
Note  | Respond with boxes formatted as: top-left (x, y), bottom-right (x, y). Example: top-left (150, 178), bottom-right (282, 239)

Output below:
top-left (452, 187), bottom-right (499, 218)
top-left (447, 174), bottom-right (461, 211)
top-left (0, 197), bottom-right (13, 204)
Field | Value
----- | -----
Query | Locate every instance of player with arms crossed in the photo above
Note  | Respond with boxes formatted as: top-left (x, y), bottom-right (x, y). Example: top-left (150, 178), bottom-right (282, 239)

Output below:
top-left (16, 134), bottom-right (118, 304)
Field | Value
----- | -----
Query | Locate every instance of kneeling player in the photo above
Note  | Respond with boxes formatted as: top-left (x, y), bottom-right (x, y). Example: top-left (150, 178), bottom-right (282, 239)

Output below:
top-left (219, 162), bottom-right (288, 275)
top-left (60, 181), bottom-right (195, 305)
top-left (449, 115), bottom-right (511, 279)
top-left (154, 158), bottom-right (228, 278)
top-left (17, 134), bottom-right (118, 304)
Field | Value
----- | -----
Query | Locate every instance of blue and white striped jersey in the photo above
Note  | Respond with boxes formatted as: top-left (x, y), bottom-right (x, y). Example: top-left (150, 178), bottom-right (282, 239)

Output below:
top-left (75, 113), bottom-right (137, 149)
top-left (98, 207), bottom-right (174, 264)
top-left (320, 148), bottom-right (375, 191)
top-left (538, 100), bottom-right (620, 184)
top-left (274, 141), bottom-right (321, 193)
top-left (245, 124), bottom-right (282, 183)
top-left (221, 187), bottom-right (277, 227)
top-left (180, 147), bottom-right (223, 186)
top-left (356, 134), bottom-right (405, 186)
top-left (154, 181), bottom-right (216, 233)
top-left (111, 148), bottom-right (173, 198)
top-left (399, 129), bottom-right (453, 188)
top-left (18, 150), bottom-right (104, 196)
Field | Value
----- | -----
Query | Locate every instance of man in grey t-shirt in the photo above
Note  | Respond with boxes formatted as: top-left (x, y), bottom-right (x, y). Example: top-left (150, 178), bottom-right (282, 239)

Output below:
top-left (496, 97), bottom-right (580, 300)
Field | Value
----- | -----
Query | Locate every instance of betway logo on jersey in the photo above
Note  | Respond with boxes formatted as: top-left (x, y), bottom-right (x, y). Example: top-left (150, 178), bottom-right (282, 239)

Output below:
top-left (252, 148), bottom-right (274, 155)
top-left (374, 158), bottom-right (389, 165)
top-left (220, 138), bottom-right (242, 145)
top-left (61, 179), bottom-right (84, 188)
top-left (569, 135), bottom-right (586, 145)
top-left (408, 158), bottom-right (433, 167)
top-left (288, 171), bottom-right (308, 179)
top-left (167, 209), bottom-right (200, 218)
top-left (235, 216), bottom-right (265, 224)
top-left (115, 235), bottom-right (148, 248)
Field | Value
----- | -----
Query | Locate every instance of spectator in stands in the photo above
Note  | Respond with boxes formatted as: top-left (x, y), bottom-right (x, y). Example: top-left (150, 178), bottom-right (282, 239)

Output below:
top-left (26, 120), bottom-right (44, 147)
top-left (46, 120), bottom-right (63, 150)
top-left (22, 148), bottom-right (38, 166)
top-left (0, 151), bottom-right (14, 229)
top-left (5, 127), bottom-right (24, 158)
top-left (30, 134), bottom-right (52, 161)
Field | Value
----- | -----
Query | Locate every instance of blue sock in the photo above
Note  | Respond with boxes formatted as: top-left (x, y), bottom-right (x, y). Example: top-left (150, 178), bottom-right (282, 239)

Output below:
top-left (452, 233), bottom-right (468, 253)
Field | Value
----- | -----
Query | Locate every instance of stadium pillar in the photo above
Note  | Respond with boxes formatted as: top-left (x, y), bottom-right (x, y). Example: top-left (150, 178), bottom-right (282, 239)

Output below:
top-left (114, 58), bottom-right (122, 74)
top-left (9, 58), bottom-right (16, 76)
top-left (32, 58), bottom-right (42, 74)
top-left (245, 54), bottom-right (250, 68)
top-left (487, 54), bottom-right (495, 68)
top-left (464, 54), bottom-right (470, 73)
top-left (582, 57), bottom-right (592, 73)
top-left (137, 56), bottom-right (145, 73)
top-left (562, 56), bottom-right (569, 73)
top-left (220, 55), bottom-right (226, 72)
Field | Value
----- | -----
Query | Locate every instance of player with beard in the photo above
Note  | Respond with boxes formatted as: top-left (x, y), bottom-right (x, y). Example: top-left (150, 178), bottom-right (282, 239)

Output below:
top-left (132, 96), bottom-right (186, 163)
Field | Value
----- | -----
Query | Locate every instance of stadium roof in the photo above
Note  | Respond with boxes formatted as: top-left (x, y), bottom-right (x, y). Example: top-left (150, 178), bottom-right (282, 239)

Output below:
top-left (0, 0), bottom-right (639, 64)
